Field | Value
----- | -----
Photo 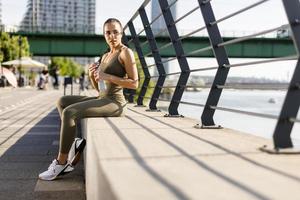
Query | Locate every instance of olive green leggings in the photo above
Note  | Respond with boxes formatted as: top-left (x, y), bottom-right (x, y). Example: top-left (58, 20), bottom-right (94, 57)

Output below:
top-left (57, 95), bottom-right (126, 154)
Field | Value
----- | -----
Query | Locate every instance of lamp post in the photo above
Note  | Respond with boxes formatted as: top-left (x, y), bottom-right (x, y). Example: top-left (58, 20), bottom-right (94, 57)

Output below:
top-left (18, 36), bottom-right (23, 87)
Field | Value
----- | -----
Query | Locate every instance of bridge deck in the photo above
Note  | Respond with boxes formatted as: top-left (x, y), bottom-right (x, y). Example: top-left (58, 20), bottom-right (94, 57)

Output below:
top-left (84, 104), bottom-right (300, 200)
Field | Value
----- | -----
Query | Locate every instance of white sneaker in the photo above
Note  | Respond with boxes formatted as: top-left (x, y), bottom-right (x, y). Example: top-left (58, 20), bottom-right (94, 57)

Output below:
top-left (39, 159), bottom-right (74, 181)
top-left (68, 138), bottom-right (86, 166)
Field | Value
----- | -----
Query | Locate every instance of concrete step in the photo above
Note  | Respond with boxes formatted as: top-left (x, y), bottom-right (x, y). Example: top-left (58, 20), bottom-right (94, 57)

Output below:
top-left (82, 104), bottom-right (300, 200)
top-left (34, 162), bottom-right (85, 200)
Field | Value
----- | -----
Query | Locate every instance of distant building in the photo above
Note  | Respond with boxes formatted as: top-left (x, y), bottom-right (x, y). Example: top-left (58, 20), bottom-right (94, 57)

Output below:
top-left (20, 0), bottom-right (96, 66)
top-left (20, 0), bottom-right (95, 34)
top-left (151, 0), bottom-right (177, 76)
top-left (151, 0), bottom-right (177, 35)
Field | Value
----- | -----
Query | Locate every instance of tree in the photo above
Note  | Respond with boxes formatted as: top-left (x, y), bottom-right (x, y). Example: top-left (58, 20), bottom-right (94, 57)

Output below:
top-left (133, 52), bottom-right (155, 104)
top-left (0, 32), bottom-right (30, 63)
top-left (49, 57), bottom-right (83, 78)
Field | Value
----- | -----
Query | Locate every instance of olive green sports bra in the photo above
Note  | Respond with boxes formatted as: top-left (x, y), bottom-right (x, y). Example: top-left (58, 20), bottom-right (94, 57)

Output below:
top-left (98, 49), bottom-right (127, 105)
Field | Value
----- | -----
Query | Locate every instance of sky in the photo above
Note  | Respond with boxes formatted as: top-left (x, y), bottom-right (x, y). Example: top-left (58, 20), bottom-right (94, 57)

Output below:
top-left (2, 0), bottom-right (288, 33)
top-left (1, 0), bottom-right (296, 81)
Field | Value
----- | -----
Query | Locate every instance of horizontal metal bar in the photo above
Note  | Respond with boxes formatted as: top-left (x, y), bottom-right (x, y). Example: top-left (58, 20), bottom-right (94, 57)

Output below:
top-left (154, 27), bottom-right (169, 37)
top-left (178, 101), bottom-right (205, 107)
top-left (210, 0), bottom-right (269, 26)
top-left (189, 66), bottom-right (219, 73)
top-left (144, 51), bottom-right (153, 57)
top-left (173, 6), bottom-right (200, 25)
top-left (215, 84), bottom-right (288, 90)
top-left (178, 25), bottom-right (207, 41)
top-left (142, 66), bottom-right (216, 77)
top-left (148, 85), bottom-right (205, 89)
top-left (149, 12), bottom-right (164, 26)
top-left (167, 0), bottom-right (179, 11)
top-left (144, 55), bottom-right (294, 77)
top-left (147, 62), bottom-right (158, 68)
top-left (183, 45), bottom-right (214, 57)
top-left (144, 96), bottom-right (171, 103)
top-left (157, 98), bottom-right (172, 103)
top-left (161, 57), bottom-right (178, 64)
top-left (124, 0), bottom-right (152, 30)
top-left (127, 38), bottom-right (133, 44)
top-left (140, 40), bottom-right (149, 48)
top-left (218, 24), bottom-right (290, 47)
top-left (147, 0), bottom-right (178, 28)
top-left (136, 28), bottom-right (146, 37)
top-left (158, 41), bottom-right (173, 51)
top-left (223, 55), bottom-right (298, 68)
top-left (210, 105), bottom-right (279, 120)
top-left (289, 118), bottom-right (300, 123)
top-left (166, 71), bottom-right (181, 76)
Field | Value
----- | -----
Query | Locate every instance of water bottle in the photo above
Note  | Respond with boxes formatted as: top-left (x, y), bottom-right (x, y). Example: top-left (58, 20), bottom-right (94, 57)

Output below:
top-left (98, 79), bottom-right (106, 92)
top-left (95, 61), bottom-right (107, 92)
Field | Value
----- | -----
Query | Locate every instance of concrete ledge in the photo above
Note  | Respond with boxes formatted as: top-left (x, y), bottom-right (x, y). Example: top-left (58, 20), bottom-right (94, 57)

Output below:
top-left (82, 119), bottom-right (117, 200)
top-left (82, 104), bottom-right (300, 200)
top-left (34, 170), bottom-right (85, 200)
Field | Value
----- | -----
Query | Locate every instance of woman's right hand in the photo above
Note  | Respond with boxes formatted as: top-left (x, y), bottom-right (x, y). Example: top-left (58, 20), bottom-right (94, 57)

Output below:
top-left (88, 63), bottom-right (97, 78)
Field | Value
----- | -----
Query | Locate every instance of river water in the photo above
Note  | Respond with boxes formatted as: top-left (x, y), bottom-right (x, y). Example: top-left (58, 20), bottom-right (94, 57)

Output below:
top-left (157, 89), bottom-right (300, 145)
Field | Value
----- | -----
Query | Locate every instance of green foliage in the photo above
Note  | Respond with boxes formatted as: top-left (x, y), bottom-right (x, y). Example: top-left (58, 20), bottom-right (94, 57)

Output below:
top-left (0, 32), bottom-right (30, 62)
top-left (49, 57), bottom-right (83, 78)
top-left (134, 52), bottom-right (155, 104)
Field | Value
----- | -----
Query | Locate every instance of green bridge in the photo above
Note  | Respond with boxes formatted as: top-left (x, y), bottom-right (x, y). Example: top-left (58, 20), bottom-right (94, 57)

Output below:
top-left (12, 32), bottom-right (295, 58)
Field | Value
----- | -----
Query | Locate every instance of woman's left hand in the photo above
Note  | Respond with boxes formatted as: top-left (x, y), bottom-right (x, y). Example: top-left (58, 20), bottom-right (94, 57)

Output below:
top-left (94, 70), bottom-right (111, 82)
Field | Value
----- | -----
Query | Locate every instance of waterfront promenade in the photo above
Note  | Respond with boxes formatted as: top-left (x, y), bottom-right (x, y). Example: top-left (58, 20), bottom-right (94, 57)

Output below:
top-left (0, 87), bottom-right (300, 199)
top-left (84, 103), bottom-right (300, 200)
top-left (0, 87), bottom-right (85, 200)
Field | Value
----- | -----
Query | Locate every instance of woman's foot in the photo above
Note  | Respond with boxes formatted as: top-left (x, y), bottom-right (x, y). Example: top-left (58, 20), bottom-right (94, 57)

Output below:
top-left (39, 159), bottom-right (74, 181)
top-left (68, 138), bottom-right (86, 166)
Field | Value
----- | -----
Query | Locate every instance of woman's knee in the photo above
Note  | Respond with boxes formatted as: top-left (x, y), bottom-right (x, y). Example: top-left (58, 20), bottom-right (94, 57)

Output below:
top-left (57, 95), bottom-right (72, 109)
top-left (57, 96), bottom-right (65, 109)
top-left (62, 106), bottom-right (77, 119)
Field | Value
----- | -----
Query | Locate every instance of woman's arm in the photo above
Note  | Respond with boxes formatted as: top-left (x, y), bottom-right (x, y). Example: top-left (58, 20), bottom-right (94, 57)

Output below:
top-left (97, 48), bottom-right (138, 89)
top-left (88, 63), bottom-right (99, 92)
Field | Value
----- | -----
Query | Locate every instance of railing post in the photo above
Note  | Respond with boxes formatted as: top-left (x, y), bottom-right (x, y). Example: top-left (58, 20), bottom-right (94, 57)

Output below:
top-left (197, 0), bottom-right (230, 127)
top-left (127, 21), bottom-right (151, 106)
top-left (261, 0), bottom-right (300, 152)
top-left (122, 33), bottom-right (135, 103)
top-left (139, 6), bottom-right (166, 111)
top-left (158, 0), bottom-right (190, 116)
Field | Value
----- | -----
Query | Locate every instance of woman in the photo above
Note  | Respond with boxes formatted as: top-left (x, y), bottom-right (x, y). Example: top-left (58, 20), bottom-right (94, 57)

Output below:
top-left (39, 18), bottom-right (138, 181)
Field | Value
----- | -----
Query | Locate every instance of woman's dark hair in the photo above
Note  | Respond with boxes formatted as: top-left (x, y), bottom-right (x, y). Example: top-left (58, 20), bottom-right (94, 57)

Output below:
top-left (103, 18), bottom-right (123, 32)
top-left (97, 18), bottom-right (125, 65)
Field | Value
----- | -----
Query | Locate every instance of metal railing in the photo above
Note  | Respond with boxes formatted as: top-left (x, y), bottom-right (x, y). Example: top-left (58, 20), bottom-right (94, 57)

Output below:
top-left (123, 0), bottom-right (300, 153)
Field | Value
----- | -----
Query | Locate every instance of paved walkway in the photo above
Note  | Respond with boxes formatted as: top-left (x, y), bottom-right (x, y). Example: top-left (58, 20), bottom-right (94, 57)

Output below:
top-left (0, 88), bottom-right (85, 200)
top-left (85, 104), bottom-right (300, 200)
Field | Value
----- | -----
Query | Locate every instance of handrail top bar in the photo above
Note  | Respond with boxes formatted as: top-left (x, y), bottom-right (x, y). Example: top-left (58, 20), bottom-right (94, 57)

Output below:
top-left (210, 0), bottom-right (269, 26)
top-left (218, 24), bottom-right (290, 47)
top-left (124, 0), bottom-right (151, 30)
top-left (124, 0), bottom-right (178, 31)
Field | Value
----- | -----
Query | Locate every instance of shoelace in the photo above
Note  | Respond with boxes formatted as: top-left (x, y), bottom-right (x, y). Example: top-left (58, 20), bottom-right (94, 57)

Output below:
top-left (48, 160), bottom-right (58, 171)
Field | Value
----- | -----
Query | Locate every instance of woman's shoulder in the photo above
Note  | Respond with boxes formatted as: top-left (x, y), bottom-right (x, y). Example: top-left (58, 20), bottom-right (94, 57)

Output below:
top-left (120, 46), bottom-right (134, 58)
top-left (118, 46), bottom-right (135, 66)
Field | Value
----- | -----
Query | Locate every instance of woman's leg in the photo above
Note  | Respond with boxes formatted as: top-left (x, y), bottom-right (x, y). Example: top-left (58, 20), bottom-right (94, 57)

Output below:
top-left (56, 95), bottom-right (97, 119)
top-left (57, 98), bottom-right (125, 164)
top-left (55, 95), bottom-right (97, 164)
